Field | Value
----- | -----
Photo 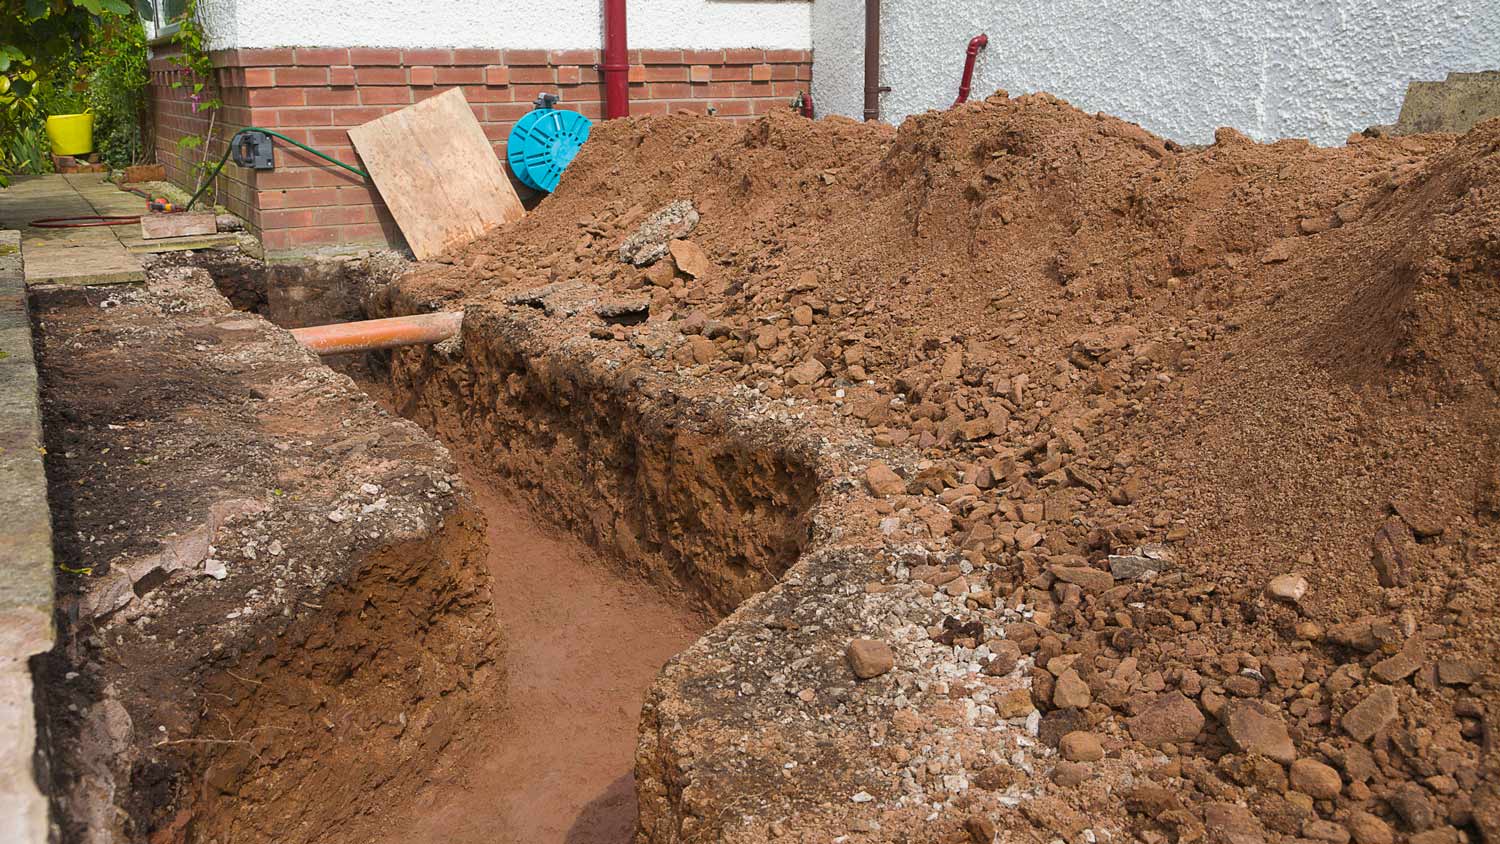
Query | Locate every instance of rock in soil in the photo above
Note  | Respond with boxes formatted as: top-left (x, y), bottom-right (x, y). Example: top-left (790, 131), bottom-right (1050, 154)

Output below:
top-left (1224, 702), bottom-right (1296, 765)
top-left (1128, 691), bottom-right (1205, 747)
top-left (846, 638), bottom-right (895, 679)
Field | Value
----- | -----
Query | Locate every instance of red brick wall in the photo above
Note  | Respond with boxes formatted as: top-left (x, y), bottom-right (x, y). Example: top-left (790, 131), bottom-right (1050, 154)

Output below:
top-left (148, 46), bottom-right (813, 256)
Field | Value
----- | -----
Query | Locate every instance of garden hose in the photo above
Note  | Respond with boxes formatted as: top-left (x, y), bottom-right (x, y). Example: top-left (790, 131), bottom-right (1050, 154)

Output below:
top-left (30, 215), bottom-right (140, 228)
top-left (184, 127), bottom-right (370, 211)
top-left (28, 128), bottom-right (369, 228)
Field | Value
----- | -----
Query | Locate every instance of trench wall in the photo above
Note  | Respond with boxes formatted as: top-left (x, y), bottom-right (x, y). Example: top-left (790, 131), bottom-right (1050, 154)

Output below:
top-left (29, 269), bottom-right (504, 844)
top-left (379, 303), bottom-right (821, 617)
top-left (172, 509), bottom-right (500, 844)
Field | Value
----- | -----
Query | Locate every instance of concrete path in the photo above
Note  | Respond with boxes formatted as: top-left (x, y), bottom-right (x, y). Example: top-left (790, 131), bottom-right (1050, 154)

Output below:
top-left (0, 228), bottom-right (53, 844)
top-left (0, 174), bottom-right (146, 286)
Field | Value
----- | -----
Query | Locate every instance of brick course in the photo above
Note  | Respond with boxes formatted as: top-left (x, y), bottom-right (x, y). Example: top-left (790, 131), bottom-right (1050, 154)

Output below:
top-left (152, 45), bottom-right (813, 255)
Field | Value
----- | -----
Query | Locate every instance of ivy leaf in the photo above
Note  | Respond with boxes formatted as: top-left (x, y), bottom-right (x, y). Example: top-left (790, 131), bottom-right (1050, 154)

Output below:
top-left (23, 0), bottom-right (48, 20)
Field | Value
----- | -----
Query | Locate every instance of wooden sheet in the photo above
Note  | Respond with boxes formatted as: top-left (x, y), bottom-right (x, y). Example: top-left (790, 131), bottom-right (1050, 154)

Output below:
top-left (347, 88), bottom-right (524, 260)
top-left (140, 211), bottom-right (216, 240)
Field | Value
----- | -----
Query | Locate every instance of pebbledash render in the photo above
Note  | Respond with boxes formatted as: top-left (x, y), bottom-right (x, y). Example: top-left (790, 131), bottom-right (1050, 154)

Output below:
top-left (145, 1), bottom-right (814, 257)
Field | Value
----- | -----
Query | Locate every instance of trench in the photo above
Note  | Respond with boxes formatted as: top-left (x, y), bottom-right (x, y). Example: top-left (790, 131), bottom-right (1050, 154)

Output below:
top-left (362, 472), bottom-right (706, 844)
top-left (188, 253), bottom-right (822, 842)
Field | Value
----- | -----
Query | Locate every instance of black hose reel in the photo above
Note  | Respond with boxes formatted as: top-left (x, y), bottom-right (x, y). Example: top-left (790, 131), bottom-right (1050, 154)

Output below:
top-left (232, 130), bottom-right (276, 170)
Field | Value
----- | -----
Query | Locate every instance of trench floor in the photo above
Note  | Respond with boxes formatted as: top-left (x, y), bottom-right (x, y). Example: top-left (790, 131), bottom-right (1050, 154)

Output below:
top-left (371, 466), bottom-right (707, 844)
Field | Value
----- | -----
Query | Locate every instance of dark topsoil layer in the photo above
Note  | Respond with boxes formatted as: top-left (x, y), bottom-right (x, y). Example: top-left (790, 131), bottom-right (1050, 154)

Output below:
top-left (31, 268), bottom-right (500, 844)
top-left (390, 94), bottom-right (1500, 844)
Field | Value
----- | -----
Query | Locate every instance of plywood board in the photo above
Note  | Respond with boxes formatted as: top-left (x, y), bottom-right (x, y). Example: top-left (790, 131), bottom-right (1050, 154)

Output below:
top-left (347, 88), bottom-right (524, 260)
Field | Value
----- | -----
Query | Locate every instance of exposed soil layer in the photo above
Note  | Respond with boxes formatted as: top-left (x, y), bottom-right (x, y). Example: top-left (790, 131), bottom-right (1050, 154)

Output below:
top-left (368, 279), bottom-right (924, 844)
top-left (31, 269), bottom-right (501, 844)
top-left (147, 248), bottom-right (409, 329)
top-left (374, 291), bottom-right (823, 617)
top-left (365, 479), bottom-right (705, 844)
top-left (389, 97), bottom-right (1500, 844)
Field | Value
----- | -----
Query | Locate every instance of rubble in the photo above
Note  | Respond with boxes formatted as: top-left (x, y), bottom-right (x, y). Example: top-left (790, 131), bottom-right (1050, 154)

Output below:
top-left (618, 199), bottom-right (700, 266)
top-left (389, 97), bottom-right (1500, 844)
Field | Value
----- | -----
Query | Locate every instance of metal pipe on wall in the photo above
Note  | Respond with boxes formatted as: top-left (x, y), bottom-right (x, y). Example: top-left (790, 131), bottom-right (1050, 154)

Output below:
top-left (602, 0), bottom-right (631, 119)
top-left (863, 0), bottom-right (882, 121)
top-left (952, 34), bottom-right (989, 107)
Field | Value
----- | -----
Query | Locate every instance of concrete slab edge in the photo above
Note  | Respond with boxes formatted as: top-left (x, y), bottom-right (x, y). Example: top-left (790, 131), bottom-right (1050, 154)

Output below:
top-left (0, 229), bottom-right (56, 844)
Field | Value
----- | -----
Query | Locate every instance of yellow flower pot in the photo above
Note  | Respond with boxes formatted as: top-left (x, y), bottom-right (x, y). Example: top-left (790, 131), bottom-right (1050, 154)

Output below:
top-left (45, 112), bottom-right (95, 157)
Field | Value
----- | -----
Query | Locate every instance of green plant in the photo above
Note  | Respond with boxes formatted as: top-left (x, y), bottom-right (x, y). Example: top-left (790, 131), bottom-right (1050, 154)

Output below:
top-left (85, 15), bottom-right (148, 166)
top-left (0, 123), bottom-right (51, 185)
top-left (1, 1), bottom-right (132, 89)
top-left (7, 124), bottom-right (52, 172)
top-left (36, 51), bottom-right (88, 115)
top-left (168, 0), bottom-right (223, 200)
top-left (0, 0), bottom-right (135, 183)
top-left (0, 60), bottom-right (46, 185)
top-left (0, 50), bottom-right (46, 187)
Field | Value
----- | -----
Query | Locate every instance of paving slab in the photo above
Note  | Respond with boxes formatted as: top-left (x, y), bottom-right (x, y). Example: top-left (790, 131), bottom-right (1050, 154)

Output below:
top-left (0, 174), bottom-right (145, 286)
top-left (120, 230), bottom-right (240, 254)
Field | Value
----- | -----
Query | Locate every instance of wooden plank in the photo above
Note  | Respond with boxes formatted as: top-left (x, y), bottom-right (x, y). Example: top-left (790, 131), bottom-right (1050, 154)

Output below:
top-left (140, 212), bottom-right (217, 240)
top-left (347, 88), bottom-right (524, 260)
top-left (123, 232), bottom-right (240, 254)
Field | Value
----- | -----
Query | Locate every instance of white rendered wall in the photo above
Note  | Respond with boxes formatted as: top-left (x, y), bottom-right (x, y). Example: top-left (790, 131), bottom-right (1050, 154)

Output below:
top-left (813, 0), bottom-right (1500, 145)
top-left (201, 0), bottom-right (811, 51)
top-left (810, 0), bottom-right (864, 116)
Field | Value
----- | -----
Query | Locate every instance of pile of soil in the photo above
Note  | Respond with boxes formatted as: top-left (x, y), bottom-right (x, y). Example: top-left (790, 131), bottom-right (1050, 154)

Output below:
top-left (400, 93), bottom-right (1499, 843)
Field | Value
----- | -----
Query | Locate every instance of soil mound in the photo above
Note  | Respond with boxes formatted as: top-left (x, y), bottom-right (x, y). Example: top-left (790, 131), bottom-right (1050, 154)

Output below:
top-left (401, 94), bottom-right (1500, 844)
top-left (1302, 120), bottom-right (1500, 396)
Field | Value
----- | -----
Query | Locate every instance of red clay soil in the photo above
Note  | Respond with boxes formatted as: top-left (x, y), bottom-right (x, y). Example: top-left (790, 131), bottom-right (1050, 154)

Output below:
top-left (395, 93), bottom-right (1500, 843)
top-left (367, 475), bottom-right (706, 844)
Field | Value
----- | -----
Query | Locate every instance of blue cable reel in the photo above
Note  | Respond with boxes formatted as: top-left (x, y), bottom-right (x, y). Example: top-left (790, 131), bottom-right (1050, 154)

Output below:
top-left (506, 93), bottom-right (593, 192)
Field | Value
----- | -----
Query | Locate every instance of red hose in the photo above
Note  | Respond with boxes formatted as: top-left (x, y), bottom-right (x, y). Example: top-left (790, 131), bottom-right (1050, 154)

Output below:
top-left (31, 184), bottom-right (168, 228)
top-left (30, 215), bottom-right (140, 228)
top-left (952, 34), bottom-right (989, 107)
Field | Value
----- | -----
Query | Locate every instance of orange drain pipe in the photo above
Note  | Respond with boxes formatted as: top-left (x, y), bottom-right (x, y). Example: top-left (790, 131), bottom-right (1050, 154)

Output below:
top-left (290, 312), bottom-right (463, 355)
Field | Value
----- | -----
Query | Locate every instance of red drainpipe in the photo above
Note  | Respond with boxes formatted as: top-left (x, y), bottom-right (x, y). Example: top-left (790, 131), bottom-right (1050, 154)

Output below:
top-left (951, 33), bottom-right (989, 107)
top-left (602, 0), bottom-right (630, 118)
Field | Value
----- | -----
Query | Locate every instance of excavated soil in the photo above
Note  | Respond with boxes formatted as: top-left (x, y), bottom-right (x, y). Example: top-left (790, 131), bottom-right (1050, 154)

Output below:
top-left (388, 95), bottom-right (1500, 844)
top-left (30, 271), bottom-right (501, 844)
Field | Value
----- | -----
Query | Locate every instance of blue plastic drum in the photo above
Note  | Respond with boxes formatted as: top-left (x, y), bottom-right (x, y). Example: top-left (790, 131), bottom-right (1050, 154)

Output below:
top-left (506, 108), bottom-right (592, 192)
